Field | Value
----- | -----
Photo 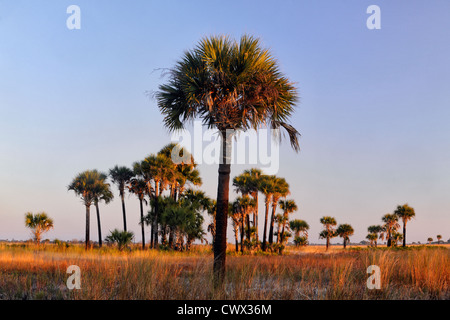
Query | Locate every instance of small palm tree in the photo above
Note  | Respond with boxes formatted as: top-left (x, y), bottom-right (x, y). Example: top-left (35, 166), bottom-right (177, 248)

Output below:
top-left (268, 177), bottom-right (289, 245)
top-left (105, 229), bottom-right (134, 251)
top-left (394, 203), bottom-right (415, 247)
top-left (109, 165), bottom-right (134, 232)
top-left (366, 233), bottom-right (378, 247)
top-left (91, 173), bottom-right (113, 248)
top-left (436, 235), bottom-right (442, 244)
top-left (391, 231), bottom-right (403, 247)
top-left (290, 219), bottom-right (309, 247)
top-left (367, 225), bottom-right (383, 247)
top-left (381, 213), bottom-right (400, 247)
top-left (336, 224), bottom-right (354, 249)
top-left (24, 212), bottom-right (54, 245)
top-left (319, 216), bottom-right (337, 251)
top-left (278, 199), bottom-right (297, 244)
top-left (68, 170), bottom-right (103, 250)
top-left (128, 177), bottom-right (148, 249)
top-left (157, 35), bottom-right (300, 281)
top-left (259, 175), bottom-right (276, 251)
top-left (427, 237), bottom-right (433, 245)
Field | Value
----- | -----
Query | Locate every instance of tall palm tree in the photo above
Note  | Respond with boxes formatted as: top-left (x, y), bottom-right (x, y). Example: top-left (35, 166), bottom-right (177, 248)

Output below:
top-left (268, 177), bottom-right (289, 245)
top-left (232, 195), bottom-right (256, 253)
top-left (367, 225), bottom-right (383, 247)
top-left (92, 174), bottom-right (114, 248)
top-left (381, 213), bottom-right (400, 247)
top-left (156, 35), bottom-right (299, 281)
top-left (259, 175), bottom-right (276, 251)
top-left (109, 165), bottom-right (134, 232)
top-left (68, 170), bottom-right (103, 250)
top-left (128, 177), bottom-right (148, 249)
top-left (24, 212), bottom-right (54, 245)
top-left (243, 168), bottom-right (263, 241)
top-left (336, 224), bottom-right (354, 249)
top-left (394, 203), bottom-right (415, 247)
top-left (437, 235), bottom-right (442, 244)
top-left (319, 216), bottom-right (337, 251)
top-left (278, 199), bottom-right (297, 244)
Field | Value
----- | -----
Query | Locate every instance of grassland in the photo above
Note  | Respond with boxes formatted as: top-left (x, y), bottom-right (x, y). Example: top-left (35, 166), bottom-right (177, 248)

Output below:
top-left (0, 243), bottom-right (448, 300)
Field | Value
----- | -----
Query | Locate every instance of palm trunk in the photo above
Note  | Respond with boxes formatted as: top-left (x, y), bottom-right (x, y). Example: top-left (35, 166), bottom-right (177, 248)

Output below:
top-left (240, 220), bottom-right (244, 253)
top-left (268, 202), bottom-right (277, 245)
top-left (85, 204), bottom-right (90, 250)
top-left (254, 193), bottom-right (258, 242)
top-left (121, 191), bottom-right (127, 232)
top-left (402, 221), bottom-right (407, 247)
top-left (139, 198), bottom-right (145, 250)
top-left (343, 238), bottom-right (347, 249)
top-left (326, 237), bottom-right (329, 251)
top-left (387, 229), bottom-right (392, 247)
top-left (213, 130), bottom-right (232, 284)
top-left (95, 202), bottom-right (102, 248)
top-left (153, 183), bottom-right (160, 248)
top-left (246, 213), bottom-right (251, 241)
top-left (262, 199), bottom-right (270, 251)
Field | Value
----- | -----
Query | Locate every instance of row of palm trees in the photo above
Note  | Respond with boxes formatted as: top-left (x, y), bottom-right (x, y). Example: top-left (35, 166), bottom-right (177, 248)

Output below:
top-left (68, 143), bottom-right (205, 250)
top-left (365, 204), bottom-right (416, 247)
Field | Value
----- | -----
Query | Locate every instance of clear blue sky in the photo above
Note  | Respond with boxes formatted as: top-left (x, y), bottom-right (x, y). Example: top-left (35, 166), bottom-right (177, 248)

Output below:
top-left (1, 0), bottom-right (449, 244)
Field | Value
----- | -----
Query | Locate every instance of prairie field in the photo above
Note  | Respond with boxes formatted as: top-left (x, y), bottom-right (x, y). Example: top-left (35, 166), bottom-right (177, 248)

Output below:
top-left (0, 243), bottom-right (448, 300)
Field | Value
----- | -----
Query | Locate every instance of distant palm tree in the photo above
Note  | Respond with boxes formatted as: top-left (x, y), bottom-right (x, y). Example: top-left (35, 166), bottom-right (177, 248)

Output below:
top-left (128, 177), bottom-right (148, 249)
top-left (91, 174), bottom-right (113, 248)
top-left (105, 229), bottom-right (134, 251)
top-left (394, 203), bottom-right (416, 247)
top-left (381, 213), bottom-right (400, 247)
top-left (109, 166), bottom-right (134, 232)
top-left (241, 168), bottom-right (263, 242)
top-left (156, 35), bottom-right (300, 281)
top-left (336, 224), bottom-right (354, 249)
top-left (259, 175), bottom-right (276, 251)
top-left (391, 231), bottom-right (403, 247)
top-left (436, 234), bottom-right (442, 244)
top-left (427, 237), bottom-right (433, 245)
top-left (269, 177), bottom-right (289, 245)
top-left (290, 219), bottom-right (309, 246)
top-left (232, 195), bottom-right (256, 253)
top-left (278, 199), bottom-right (297, 244)
top-left (366, 233), bottom-right (378, 247)
top-left (68, 170), bottom-right (104, 250)
top-left (24, 212), bottom-right (54, 245)
top-left (319, 216), bottom-right (337, 251)
top-left (367, 225), bottom-right (383, 247)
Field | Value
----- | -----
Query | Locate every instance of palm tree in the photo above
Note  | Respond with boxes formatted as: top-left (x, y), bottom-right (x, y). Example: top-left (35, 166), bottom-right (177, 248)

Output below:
top-left (24, 212), bottom-right (54, 245)
top-left (437, 235), bottom-right (442, 244)
top-left (366, 233), bottom-right (378, 247)
top-left (336, 224), bottom-right (354, 249)
top-left (319, 216), bottom-right (337, 251)
top-left (68, 170), bottom-right (103, 250)
top-left (381, 213), bottom-right (400, 247)
top-left (391, 231), bottom-right (403, 247)
top-left (128, 177), bottom-right (148, 249)
top-left (394, 203), bottom-right (415, 247)
top-left (232, 195), bottom-right (256, 253)
top-left (109, 165), bottom-right (134, 232)
top-left (105, 229), bottom-right (134, 251)
top-left (367, 225), bottom-right (383, 247)
top-left (290, 219), bottom-right (309, 247)
top-left (268, 177), bottom-right (289, 245)
top-left (278, 199), bottom-right (297, 244)
top-left (427, 237), bottom-right (433, 245)
top-left (156, 35), bottom-right (299, 281)
top-left (259, 175), bottom-right (276, 251)
top-left (91, 174), bottom-right (114, 248)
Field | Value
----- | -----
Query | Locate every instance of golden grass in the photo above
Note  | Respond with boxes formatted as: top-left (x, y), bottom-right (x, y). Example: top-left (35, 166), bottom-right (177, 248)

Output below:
top-left (0, 243), bottom-right (448, 300)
